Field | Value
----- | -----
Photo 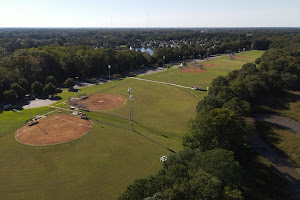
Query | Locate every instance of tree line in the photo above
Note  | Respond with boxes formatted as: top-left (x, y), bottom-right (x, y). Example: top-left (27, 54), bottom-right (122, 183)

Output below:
top-left (119, 41), bottom-right (299, 199)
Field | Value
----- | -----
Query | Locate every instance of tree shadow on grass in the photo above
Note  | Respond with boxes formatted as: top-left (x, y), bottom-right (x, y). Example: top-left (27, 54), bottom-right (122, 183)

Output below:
top-left (241, 146), bottom-right (289, 200)
top-left (256, 90), bottom-right (300, 112)
top-left (255, 121), bottom-right (292, 161)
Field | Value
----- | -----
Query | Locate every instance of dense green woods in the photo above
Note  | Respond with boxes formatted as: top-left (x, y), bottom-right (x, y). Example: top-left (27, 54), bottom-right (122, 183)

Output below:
top-left (119, 33), bottom-right (299, 199)
top-left (1, 28), bottom-right (299, 103)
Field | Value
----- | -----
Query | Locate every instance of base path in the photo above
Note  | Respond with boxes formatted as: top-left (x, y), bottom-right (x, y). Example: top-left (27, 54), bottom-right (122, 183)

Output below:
top-left (250, 113), bottom-right (300, 200)
top-left (129, 77), bottom-right (192, 89)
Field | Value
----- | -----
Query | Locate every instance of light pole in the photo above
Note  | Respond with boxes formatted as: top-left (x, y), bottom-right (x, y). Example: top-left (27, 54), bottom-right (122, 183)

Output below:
top-left (76, 76), bottom-right (81, 109)
top-left (163, 56), bottom-right (165, 72)
top-left (207, 48), bottom-right (209, 60)
top-left (127, 87), bottom-right (132, 121)
top-left (108, 65), bottom-right (111, 87)
top-left (129, 94), bottom-right (134, 131)
top-left (25, 94), bottom-right (32, 120)
top-left (75, 77), bottom-right (79, 98)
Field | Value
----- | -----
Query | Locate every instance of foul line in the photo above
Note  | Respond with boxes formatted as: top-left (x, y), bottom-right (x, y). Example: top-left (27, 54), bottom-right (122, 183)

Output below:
top-left (129, 77), bottom-right (192, 89)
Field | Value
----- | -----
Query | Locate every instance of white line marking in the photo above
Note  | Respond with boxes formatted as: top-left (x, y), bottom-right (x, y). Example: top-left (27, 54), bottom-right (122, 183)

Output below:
top-left (129, 77), bottom-right (192, 89)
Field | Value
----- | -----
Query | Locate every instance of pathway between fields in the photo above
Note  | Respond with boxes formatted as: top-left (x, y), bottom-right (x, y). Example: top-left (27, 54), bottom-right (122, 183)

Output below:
top-left (129, 77), bottom-right (192, 89)
top-left (250, 113), bottom-right (300, 200)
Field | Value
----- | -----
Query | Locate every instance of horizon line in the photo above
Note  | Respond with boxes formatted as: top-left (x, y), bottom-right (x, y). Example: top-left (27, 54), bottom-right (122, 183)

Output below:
top-left (0, 26), bottom-right (300, 29)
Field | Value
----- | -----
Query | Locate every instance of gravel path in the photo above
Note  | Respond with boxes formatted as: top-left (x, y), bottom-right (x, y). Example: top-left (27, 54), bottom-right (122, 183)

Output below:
top-left (253, 113), bottom-right (300, 134)
top-left (250, 113), bottom-right (300, 200)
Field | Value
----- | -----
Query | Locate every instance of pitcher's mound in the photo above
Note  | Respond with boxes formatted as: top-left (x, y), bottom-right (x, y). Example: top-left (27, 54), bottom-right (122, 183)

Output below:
top-left (16, 114), bottom-right (92, 146)
top-left (70, 94), bottom-right (125, 111)
top-left (179, 68), bottom-right (207, 73)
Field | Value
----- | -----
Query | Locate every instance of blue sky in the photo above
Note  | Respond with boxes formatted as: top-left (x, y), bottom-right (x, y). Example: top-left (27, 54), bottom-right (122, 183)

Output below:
top-left (0, 0), bottom-right (299, 27)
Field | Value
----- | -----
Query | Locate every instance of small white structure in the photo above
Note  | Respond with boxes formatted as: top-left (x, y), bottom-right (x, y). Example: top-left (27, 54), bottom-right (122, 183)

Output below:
top-left (160, 155), bottom-right (168, 162)
top-left (72, 111), bottom-right (79, 116)
top-left (33, 115), bottom-right (42, 120)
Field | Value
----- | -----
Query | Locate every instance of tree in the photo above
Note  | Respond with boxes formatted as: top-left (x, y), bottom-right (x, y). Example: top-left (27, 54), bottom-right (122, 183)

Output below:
top-left (223, 97), bottom-right (251, 116)
top-left (64, 78), bottom-right (75, 89)
top-left (183, 108), bottom-right (249, 152)
top-left (230, 80), bottom-right (251, 102)
top-left (18, 78), bottom-right (28, 91)
top-left (43, 82), bottom-right (56, 96)
top-left (190, 148), bottom-right (241, 187)
top-left (45, 75), bottom-right (58, 86)
top-left (238, 63), bottom-right (259, 79)
top-left (211, 76), bottom-right (229, 87)
top-left (196, 95), bottom-right (224, 112)
top-left (31, 81), bottom-right (44, 95)
top-left (10, 83), bottom-right (25, 99)
top-left (4, 89), bottom-right (18, 104)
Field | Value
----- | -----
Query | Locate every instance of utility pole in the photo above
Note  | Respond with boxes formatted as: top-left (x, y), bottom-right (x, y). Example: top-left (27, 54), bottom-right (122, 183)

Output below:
top-left (173, 66), bottom-right (175, 83)
top-left (25, 94), bottom-right (32, 120)
top-left (129, 94), bottom-right (134, 131)
top-left (226, 60), bottom-right (229, 72)
top-left (108, 65), bottom-right (111, 87)
top-left (163, 56), bottom-right (165, 72)
top-left (207, 48), bottom-right (209, 60)
top-left (75, 76), bottom-right (80, 108)
top-left (127, 88), bottom-right (132, 121)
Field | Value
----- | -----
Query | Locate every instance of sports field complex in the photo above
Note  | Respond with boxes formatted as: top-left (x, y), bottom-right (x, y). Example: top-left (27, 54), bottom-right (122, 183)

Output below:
top-left (0, 51), bottom-right (264, 199)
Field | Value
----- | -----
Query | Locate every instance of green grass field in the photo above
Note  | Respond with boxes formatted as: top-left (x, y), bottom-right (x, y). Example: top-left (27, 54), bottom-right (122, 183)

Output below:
top-left (141, 50), bottom-right (264, 89)
top-left (0, 80), bottom-right (198, 199)
top-left (0, 50), bottom-right (264, 200)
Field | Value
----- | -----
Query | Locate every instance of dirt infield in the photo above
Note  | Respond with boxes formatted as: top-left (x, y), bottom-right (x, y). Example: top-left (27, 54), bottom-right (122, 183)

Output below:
top-left (70, 94), bottom-right (125, 111)
top-left (201, 63), bottom-right (217, 67)
top-left (16, 114), bottom-right (92, 146)
top-left (179, 67), bottom-right (207, 73)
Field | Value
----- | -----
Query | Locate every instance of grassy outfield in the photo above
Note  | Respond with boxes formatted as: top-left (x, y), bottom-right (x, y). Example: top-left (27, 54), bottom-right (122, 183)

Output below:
top-left (256, 121), bottom-right (300, 168)
top-left (94, 79), bottom-right (198, 141)
top-left (0, 122), bottom-right (171, 200)
top-left (0, 79), bottom-right (199, 199)
top-left (0, 107), bottom-right (54, 136)
top-left (140, 50), bottom-right (264, 89)
top-left (0, 51), bottom-right (264, 199)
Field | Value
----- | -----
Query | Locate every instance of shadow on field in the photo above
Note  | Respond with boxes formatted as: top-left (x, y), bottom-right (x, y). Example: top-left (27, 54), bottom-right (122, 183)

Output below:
top-left (135, 130), bottom-right (176, 153)
top-left (135, 121), bottom-right (169, 138)
top-left (255, 121), bottom-right (290, 159)
top-left (92, 119), bottom-right (175, 152)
